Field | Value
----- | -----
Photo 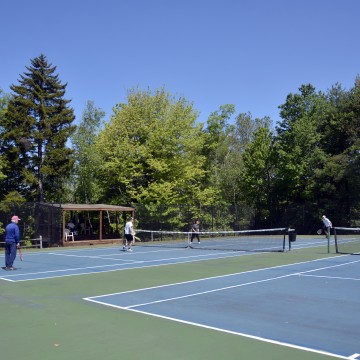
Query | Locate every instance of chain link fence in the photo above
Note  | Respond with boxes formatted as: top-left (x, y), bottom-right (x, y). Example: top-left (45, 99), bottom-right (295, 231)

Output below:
top-left (1, 201), bottom-right (358, 247)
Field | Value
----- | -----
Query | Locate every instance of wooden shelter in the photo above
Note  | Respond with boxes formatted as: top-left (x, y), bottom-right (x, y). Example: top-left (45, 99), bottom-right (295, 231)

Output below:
top-left (49, 203), bottom-right (134, 246)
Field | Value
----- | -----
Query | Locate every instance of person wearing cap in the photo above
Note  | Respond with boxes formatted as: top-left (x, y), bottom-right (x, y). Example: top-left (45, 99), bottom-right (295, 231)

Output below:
top-left (4, 215), bottom-right (21, 270)
top-left (322, 215), bottom-right (332, 241)
top-left (123, 217), bottom-right (135, 252)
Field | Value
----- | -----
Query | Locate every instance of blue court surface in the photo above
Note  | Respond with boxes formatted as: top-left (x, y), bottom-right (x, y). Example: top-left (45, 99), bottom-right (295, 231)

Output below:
top-left (0, 246), bottom-right (250, 282)
top-left (84, 255), bottom-right (360, 359)
top-left (0, 236), bottom-right (328, 282)
top-left (1, 237), bottom-right (359, 359)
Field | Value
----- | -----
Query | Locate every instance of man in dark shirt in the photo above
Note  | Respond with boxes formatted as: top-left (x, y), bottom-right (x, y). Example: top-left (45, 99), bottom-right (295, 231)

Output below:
top-left (4, 215), bottom-right (21, 270)
top-left (190, 219), bottom-right (200, 244)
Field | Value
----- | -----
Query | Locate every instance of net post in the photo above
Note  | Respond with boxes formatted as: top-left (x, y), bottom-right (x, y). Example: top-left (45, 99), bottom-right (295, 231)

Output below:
top-left (327, 231), bottom-right (330, 254)
top-left (288, 228), bottom-right (291, 251)
top-left (287, 228), bottom-right (296, 251)
top-left (334, 228), bottom-right (338, 253)
top-left (40, 235), bottom-right (43, 249)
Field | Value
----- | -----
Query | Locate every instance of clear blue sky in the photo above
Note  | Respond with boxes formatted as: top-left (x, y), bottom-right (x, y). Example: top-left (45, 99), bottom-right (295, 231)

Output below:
top-left (1, 0), bottom-right (359, 126)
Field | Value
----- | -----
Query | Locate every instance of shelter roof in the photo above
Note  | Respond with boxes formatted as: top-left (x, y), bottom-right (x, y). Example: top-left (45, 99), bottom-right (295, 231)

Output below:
top-left (40, 203), bottom-right (134, 212)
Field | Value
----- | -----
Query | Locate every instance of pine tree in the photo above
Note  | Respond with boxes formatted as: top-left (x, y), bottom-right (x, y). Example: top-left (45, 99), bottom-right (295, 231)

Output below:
top-left (0, 54), bottom-right (76, 202)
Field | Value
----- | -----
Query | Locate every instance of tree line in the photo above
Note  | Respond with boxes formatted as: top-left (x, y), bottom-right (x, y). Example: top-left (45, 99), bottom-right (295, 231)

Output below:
top-left (1, 54), bottom-right (359, 233)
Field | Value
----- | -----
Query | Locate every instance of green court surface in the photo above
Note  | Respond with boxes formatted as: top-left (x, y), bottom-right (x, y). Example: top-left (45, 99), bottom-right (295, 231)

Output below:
top-left (0, 241), bottom-right (345, 360)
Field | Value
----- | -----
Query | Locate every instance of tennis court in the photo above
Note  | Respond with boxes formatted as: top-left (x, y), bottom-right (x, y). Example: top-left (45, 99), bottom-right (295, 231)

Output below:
top-left (1, 236), bottom-right (359, 360)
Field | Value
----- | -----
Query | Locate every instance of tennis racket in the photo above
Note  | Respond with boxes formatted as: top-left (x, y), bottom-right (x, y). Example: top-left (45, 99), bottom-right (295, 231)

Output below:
top-left (317, 229), bottom-right (323, 235)
top-left (18, 247), bottom-right (24, 261)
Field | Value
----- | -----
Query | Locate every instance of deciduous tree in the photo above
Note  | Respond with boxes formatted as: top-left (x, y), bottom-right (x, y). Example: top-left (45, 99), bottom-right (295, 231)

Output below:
top-left (96, 87), bottom-right (206, 208)
top-left (71, 100), bottom-right (104, 203)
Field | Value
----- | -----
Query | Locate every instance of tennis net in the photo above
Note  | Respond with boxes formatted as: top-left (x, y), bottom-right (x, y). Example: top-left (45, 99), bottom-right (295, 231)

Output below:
top-left (334, 227), bottom-right (360, 254)
top-left (135, 228), bottom-right (293, 252)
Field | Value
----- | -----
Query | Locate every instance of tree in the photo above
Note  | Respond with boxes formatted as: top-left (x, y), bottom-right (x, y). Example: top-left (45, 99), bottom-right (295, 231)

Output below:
top-left (0, 54), bottom-right (76, 202)
top-left (96, 87), bottom-right (207, 208)
top-left (202, 105), bottom-right (236, 203)
top-left (273, 81), bottom-right (360, 229)
top-left (314, 79), bottom-right (360, 224)
top-left (241, 126), bottom-right (276, 227)
top-left (0, 88), bottom-right (10, 189)
top-left (234, 112), bottom-right (272, 152)
top-left (276, 84), bottom-right (328, 203)
top-left (71, 100), bottom-right (104, 203)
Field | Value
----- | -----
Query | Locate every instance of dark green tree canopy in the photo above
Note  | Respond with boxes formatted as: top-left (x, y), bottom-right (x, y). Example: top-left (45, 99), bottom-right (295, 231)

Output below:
top-left (0, 54), bottom-right (76, 202)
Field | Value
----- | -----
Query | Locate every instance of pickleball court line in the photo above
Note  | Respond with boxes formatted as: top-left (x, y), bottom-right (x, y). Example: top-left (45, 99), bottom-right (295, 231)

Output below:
top-left (84, 257), bottom-right (360, 359)
top-left (301, 274), bottom-right (360, 281)
top-left (0, 251), bottom-right (248, 282)
top-left (85, 254), bottom-right (360, 301)
top-left (84, 297), bottom-right (349, 360)
top-left (125, 259), bottom-right (360, 309)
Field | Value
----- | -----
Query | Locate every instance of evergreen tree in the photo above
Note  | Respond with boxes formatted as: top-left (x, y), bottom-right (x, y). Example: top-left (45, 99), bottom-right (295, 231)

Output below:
top-left (315, 79), bottom-right (360, 224)
top-left (0, 88), bottom-right (10, 187)
top-left (276, 84), bottom-right (328, 203)
top-left (0, 54), bottom-right (76, 202)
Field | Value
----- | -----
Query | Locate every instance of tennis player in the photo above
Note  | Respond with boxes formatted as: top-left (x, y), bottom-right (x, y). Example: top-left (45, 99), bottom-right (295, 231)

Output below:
top-left (190, 219), bottom-right (201, 244)
top-left (322, 215), bottom-right (332, 241)
top-left (4, 215), bottom-right (21, 270)
top-left (123, 217), bottom-right (135, 252)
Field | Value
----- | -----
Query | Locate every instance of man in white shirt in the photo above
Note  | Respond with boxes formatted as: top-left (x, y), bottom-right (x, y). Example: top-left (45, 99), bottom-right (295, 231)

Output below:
top-left (123, 217), bottom-right (135, 252)
top-left (322, 215), bottom-right (332, 241)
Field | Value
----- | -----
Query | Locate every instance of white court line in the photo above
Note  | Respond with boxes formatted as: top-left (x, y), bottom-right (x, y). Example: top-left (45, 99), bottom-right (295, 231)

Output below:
top-left (126, 257), bottom-right (360, 309)
top-left (301, 274), bottom-right (360, 281)
top-left (48, 250), bottom-right (243, 263)
top-left (85, 253), bottom-right (358, 301)
top-left (84, 254), bottom-right (360, 360)
top-left (349, 353), bottom-right (360, 360)
top-left (2, 243), bottom-right (355, 282)
top-left (85, 296), bottom-right (349, 360)
top-left (48, 252), bottom-right (131, 261)
top-left (127, 272), bottom-right (297, 309)
top-left (3, 251), bottom-right (249, 282)
top-left (298, 258), bottom-right (360, 274)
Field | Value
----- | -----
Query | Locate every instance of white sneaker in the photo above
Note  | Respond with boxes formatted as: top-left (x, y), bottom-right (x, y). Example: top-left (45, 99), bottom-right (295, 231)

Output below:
top-left (127, 248), bottom-right (133, 252)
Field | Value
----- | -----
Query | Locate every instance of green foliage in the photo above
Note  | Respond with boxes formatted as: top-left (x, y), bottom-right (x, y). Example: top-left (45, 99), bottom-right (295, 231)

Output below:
top-left (71, 100), bottom-right (104, 203)
top-left (241, 127), bottom-right (275, 226)
top-left (2, 63), bottom-right (360, 232)
top-left (276, 84), bottom-right (328, 202)
top-left (0, 191), bottom-right (26, 211)
top-left (96, 87), bottom-right (207, 206)
top-left (0, 191), bottom-right (26, 236)
top-left (273, 80), bottom-right (360, 227)
top-left (0, 89), bottom-right (9, 187)
top-left (0, 54), bottom-right (76, 202)
top-left (202, 105), bottom-right (236, 204)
